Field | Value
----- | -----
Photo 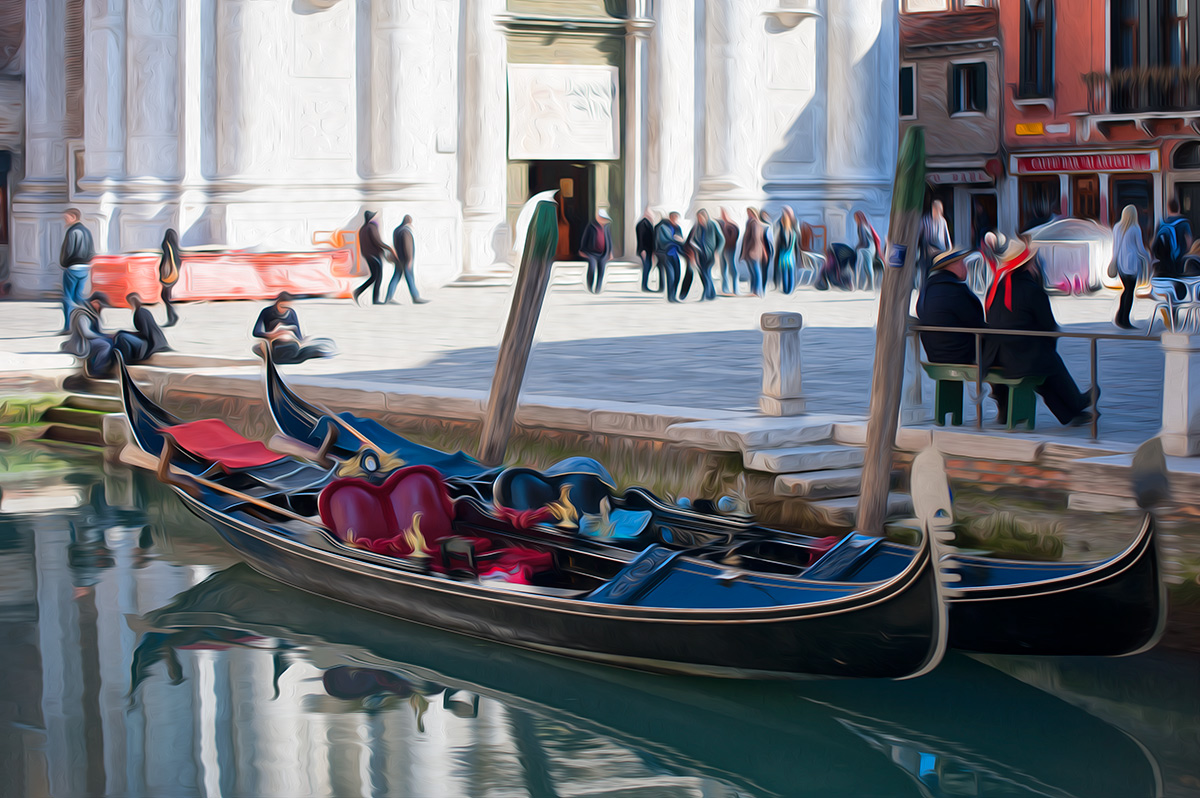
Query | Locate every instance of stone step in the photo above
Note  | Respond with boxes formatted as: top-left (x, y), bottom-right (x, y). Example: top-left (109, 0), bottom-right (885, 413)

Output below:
top-left (63, 393), bottom-right (123, 413)
top-left (63, 374), bottom-right (120, 397)
top-left (808, 493), bottom-right (913, 529)
top-left (39, 423), bottom-right (105, 448)
top-left (41, 406), bottom-right (108, 429)
top-left (774, 468), bottom-right (864, 500)
top-left (745, 444), bottom-right (865, 474)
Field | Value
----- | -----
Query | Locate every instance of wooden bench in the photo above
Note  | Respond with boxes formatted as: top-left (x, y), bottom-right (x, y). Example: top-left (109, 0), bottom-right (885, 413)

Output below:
top-left (921, 363), bottom-right (1046, 430)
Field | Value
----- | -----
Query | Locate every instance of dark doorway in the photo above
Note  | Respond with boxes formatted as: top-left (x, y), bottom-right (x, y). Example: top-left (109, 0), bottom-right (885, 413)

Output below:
top-left (969, 191), bottom-right (997, 250)
top-left (1071, 174), bottom-right (1101, 221)
top-left (1110, 174), bottom-right (1154, 241)
top-left (926, 184), bottom-right (955, 243)
top-left (528, 162), bottom-right (592, 260)
top-left (1177, 182), bottom-right (1200, 239)
top-left (1019, 175), bottom-right (1059, 232)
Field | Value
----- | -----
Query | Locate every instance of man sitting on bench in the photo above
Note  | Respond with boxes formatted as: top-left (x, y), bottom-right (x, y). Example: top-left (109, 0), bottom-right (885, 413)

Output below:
top-left (984, 240), bottom-right (1094, 427)
top-left (916, 248), bottom-right (985, 366)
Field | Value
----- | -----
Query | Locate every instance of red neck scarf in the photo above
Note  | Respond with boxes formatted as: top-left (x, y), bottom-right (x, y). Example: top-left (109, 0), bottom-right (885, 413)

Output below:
top-left (986, 248), bottom-right (1031, 313)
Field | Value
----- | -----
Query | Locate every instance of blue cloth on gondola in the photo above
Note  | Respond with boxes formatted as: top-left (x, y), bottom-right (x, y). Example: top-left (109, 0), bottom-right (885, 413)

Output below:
top-left (315, 413), bottom-right (498, 480)
top-left (585, 545), bottom-right (682, 604)
top-left (578, 509), bottom-right (653, 541)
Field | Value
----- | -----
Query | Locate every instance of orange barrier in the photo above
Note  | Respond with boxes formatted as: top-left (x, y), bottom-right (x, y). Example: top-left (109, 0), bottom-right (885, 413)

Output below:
top-left (91, 249), bottom-right (356, 308)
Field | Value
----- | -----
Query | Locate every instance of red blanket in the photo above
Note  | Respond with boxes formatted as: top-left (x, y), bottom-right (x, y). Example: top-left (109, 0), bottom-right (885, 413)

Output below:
top-left (164, 419), bottom-right (284, 470)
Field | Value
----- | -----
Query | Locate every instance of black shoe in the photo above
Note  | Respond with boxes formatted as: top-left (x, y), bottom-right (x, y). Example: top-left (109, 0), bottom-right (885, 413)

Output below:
top-left (1067, 410), bottom-right (1098, 427)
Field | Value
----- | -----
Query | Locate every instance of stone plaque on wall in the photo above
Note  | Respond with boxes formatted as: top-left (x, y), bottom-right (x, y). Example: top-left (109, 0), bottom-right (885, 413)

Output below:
top-left (507, 64), bottom-right (619, 161)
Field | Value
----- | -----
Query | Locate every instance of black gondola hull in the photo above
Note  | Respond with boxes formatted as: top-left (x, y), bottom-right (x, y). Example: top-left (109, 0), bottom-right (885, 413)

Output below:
top-left (181, 491), bottom-right (944, 680)
top-left (947, 516), bottom-right (1166, 655)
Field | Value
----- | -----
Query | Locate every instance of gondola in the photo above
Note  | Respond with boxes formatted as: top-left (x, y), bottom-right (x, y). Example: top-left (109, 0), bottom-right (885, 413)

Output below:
top-left (262, 353), bottom-right (1168, 657)
top-left (121, 365), bottom-right (949, 680)
top-left (129, 563), bottom-right (1164, 798)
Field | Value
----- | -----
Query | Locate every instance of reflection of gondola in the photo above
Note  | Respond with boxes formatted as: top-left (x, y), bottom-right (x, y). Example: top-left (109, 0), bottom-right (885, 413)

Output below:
top-left (122, 363), bottom-right (947, 679)
top-left (133, 564), bottom-right (1163, 798)
top-left (263, 354), bottom-right (1168, 658)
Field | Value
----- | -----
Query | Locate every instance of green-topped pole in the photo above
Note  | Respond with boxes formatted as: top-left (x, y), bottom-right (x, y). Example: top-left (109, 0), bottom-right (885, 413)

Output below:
top-left (856, 127), bottom-right (927, 535)
top-left (478, 193), bottom-right (560, 467)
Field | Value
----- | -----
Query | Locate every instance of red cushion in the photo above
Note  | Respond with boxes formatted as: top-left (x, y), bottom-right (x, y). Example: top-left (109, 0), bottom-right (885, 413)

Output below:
top-left (478, 550), bottom-right (555, 585)
top-left (318, 466), bottom-right (458, 556)
top-left (164, 419), bottom-right (284, 470)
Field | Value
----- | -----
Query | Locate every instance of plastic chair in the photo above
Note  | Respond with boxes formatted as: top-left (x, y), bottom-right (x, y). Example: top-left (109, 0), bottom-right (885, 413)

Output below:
top-left (1146, 278), bottom-right (1184, 336)
top-left (1180, 277), bottom-right (1200, 333)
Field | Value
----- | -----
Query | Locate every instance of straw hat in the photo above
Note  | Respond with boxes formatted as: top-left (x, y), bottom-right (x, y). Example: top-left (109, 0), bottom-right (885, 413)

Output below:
top-left (931, 249), bottom-right (971, 271)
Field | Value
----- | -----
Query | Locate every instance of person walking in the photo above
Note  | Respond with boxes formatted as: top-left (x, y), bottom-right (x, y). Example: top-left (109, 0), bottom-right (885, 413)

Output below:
top-left (717, 208), bottom-right (740, 296)
top-left (158, 228), bottom-right (182, 327)
top-left (580, 209), bottom-right (613, 294)
top-left (636, 210), bottom-right (659, 292)
top-left (852, 211), bottom-right (882, 292)
top-left (759, 209), bottom-right (777, 291)
top-left (1152, 198), bottom-right (1192, 281)
top-left (918, 200), bottom-right (952, 281)
top-left (1111, 204), bottom-right (1149, 329)
top-left (685, 209), bottom-right (723, 302)
top-left (386, 216), bottom-right (429, 305)
top-left (654, 212), bottom-right (686, 303)
top-left (59, 208), bottom-right (95, 334)
top-left (740, 208), bottom-right (768, 297)
top-left (774, 208), bottom-right (799, 295)
top-left (354, 210), bottom-right (393, 305)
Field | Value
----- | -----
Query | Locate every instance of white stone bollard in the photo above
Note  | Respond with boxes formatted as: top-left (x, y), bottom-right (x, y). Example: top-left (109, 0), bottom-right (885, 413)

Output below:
top-left (760, 312), bottom-right (806, 416)
top-left (1161, 332), bottom-right (1200, 456)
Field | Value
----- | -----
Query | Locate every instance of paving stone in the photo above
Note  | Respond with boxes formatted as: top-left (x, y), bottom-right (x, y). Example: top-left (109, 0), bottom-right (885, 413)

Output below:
top-left (807, 493), bottom-right (913, 528)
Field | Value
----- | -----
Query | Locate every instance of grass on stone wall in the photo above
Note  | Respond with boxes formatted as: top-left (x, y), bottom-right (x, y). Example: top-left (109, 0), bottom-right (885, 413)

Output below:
top-left (0, 394), bottom-right (64, 427)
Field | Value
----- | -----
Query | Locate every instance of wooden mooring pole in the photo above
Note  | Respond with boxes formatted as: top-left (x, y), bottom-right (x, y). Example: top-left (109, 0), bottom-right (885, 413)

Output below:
top-left (856, 127), bottom-right (927, 535)
top-left (478, 192), bottom-right (560, 467)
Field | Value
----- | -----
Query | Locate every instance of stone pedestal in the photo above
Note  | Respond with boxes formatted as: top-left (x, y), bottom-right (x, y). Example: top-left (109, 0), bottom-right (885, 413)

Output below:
top-left (1161, 332), bottom-right (1200, 456)
top-left (760, 311), bottom-right (806, 416)
top-left (901, 331), bottom-right (934, 424)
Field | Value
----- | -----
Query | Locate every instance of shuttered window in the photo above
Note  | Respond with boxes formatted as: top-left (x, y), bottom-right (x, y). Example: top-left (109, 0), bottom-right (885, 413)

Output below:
top-left (64, 0), bottom-right (85, 139)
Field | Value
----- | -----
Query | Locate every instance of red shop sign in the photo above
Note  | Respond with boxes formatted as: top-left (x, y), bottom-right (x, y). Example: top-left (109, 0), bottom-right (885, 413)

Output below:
top-left (1015, 153), bottom-right (1155, 174)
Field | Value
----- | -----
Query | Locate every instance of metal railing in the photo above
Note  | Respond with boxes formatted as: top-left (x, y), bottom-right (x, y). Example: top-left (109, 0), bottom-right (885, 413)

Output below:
top-left (906, 321), bottom-right (1161, 440)
top-left (1084, 67), bottom-right (1200, 115)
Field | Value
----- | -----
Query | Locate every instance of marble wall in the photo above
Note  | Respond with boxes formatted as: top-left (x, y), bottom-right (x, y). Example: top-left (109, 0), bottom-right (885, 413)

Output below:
top-left (9, 0), bottom-right (898, 297)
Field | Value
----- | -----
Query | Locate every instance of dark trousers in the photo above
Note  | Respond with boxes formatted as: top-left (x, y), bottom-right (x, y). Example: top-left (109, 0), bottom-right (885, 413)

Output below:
top-left (687, 257), bottom-right (717, 300)
top-left (160, 282), bottom-right (179, 326)
top-left (385, 258), bottom-right (422, 303)
top-left (1116, 273), bottom-right (1137, 327)
top-left (584, 254), bottom-right (608, 293)
top-left (992, 354), bottom-right (1088, 425)
top-left (354, 255), bottom-right (384, 304)
top-left (657, 252), bottom-right (680, 302)
top-left (639, 252), bottom-right (661, 291)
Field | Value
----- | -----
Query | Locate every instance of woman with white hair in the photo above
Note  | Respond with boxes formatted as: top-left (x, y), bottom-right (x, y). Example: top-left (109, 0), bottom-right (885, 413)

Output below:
top-left (1110, 204), bottom-right (1148, 329)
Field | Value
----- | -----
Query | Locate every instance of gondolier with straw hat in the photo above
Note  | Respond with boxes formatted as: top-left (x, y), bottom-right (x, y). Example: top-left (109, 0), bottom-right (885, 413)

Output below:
top-left (982, 237), bottom-right (1095, 427)
top-left (916, 247), bottom-right (986, 367)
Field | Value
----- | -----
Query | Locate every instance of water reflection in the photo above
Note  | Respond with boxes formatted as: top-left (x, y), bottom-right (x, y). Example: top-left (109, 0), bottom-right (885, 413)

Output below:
top-left (0, 449), bottom-right (1193, 797)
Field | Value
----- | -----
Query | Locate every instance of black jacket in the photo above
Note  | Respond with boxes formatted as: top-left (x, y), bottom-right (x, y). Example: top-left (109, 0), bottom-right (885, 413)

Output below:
top-left (635, 218), bottom-right (654, 255)
top-left (916, 271), bottom-right (985, 364)
top-left (580, 221), bottom-right (611, 259)
top-left (983, 266), bottom-right (1061, 379)
top-left (60, 222), bottom-right (95, 268)
top-left (392, 224), bottom-right (415, 266)
top-left (359, 220), bottom-right (389, 260)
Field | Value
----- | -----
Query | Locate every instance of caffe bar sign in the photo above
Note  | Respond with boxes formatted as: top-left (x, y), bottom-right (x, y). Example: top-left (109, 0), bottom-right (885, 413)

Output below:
top-left (1015, 152), bottom-right (1157, 174)
top-left (508, 64), bottom-right (620, 161)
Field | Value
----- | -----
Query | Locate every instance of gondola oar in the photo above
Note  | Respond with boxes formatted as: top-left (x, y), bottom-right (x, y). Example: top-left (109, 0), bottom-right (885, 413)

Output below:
top-left (120, 443), bottom-right (327, 529)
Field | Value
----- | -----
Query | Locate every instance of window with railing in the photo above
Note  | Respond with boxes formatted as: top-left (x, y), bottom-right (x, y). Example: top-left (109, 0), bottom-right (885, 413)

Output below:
top-left (1092, 0), bottom-right (1200, 113)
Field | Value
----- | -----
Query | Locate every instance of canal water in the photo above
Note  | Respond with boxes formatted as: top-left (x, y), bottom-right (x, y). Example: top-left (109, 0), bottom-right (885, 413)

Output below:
top-left (1, 446), bottom-right (1197, 798)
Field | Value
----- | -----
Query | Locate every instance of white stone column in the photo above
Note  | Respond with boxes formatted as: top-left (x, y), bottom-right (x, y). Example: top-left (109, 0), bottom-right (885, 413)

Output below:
top-left (176, 0), bottom-right (210, 238)
top-left (125, 0), bottom-right (181, 182)
top-left (11, 0), bottom-right (69, 297)
top-left (694, 0), bottom-right (760, 210)
top-left (823, 0), bottom-right (896, 241)
top-left (760, 311), bottom-right (806, 416)
top-left (83, 0), bottom-right (127, 182)
top-left (459, 0), bottom-right (508, 274)
top-left (1161, 332), bottom-right (1200, 456)
top-left (366, 1), bottom-right (432, 181)
top-left (647, 0), bottom-right (695, 215)
top-left (623, 8), bottom-right (653, 255)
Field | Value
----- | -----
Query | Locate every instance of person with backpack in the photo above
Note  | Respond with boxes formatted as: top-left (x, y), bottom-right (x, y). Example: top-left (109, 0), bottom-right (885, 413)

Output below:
top-left (1152, 198), bottom-right (1192, 284)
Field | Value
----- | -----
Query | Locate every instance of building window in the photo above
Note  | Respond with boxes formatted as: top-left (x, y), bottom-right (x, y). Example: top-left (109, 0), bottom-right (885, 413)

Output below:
top-left (950, 62), bottom-right (987, 114)
top-left (1164, 0), bottom-right (1188, 67)
top-left (1174, 141), bottom-right (1200, 169)
top-left (1019, 0), bottom-right (1054, 98)
top-left (900, 66), bottom-right (916, 118)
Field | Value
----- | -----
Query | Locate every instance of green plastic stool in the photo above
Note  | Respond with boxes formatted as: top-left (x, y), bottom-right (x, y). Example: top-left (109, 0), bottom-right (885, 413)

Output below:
top-left (921, 363), bottom-right (1046, 430)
